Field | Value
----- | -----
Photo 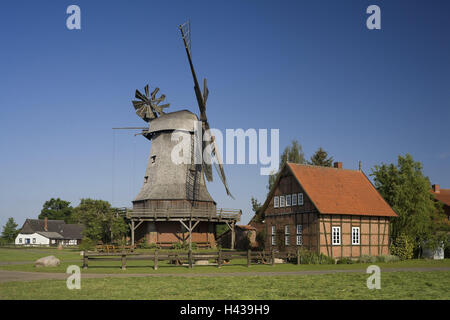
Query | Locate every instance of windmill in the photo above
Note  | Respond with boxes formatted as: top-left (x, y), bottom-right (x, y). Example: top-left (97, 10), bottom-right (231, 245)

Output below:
top-left (126, 22), bottom-right (240, 250)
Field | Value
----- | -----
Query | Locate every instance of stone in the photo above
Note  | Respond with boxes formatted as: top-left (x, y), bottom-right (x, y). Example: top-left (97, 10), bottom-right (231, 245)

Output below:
top-left (195, 260), bottom-right (209, 265)
top-left (274, 258), bottom-right (284, 264)
top-left (35, 256), bottom-right (60, 268)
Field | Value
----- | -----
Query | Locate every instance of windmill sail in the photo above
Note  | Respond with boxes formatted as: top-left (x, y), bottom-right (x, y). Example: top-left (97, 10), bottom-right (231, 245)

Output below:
top-left (179, 21), bottom-right (233, 198)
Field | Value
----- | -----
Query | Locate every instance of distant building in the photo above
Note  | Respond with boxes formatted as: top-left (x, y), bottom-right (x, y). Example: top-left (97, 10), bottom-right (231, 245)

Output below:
top-left (218, 225), bottom-right (257, 250)
top-left (430, 184), bottom-right (450, 220)
top-left (15, 217), bottom-right (83, 246)
top-left (257, 162), bottom-right (397, 258)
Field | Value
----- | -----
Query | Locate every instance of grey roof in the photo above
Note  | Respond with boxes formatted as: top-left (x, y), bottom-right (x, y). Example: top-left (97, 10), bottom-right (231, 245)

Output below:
top-left (19, 219), bottom-right (84, 240)
top-left (148, 110), bottom-right (198, 134)
top-left (36, 231), bottom-right (64, 239)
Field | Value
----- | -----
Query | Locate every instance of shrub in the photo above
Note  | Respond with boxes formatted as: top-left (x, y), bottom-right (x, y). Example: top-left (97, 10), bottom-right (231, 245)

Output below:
top-left (376, 254), bottom-right (400, 263)
top-left (358, 255), bottom-right (377, 263)
top-left (336, 257), bottom-right (354, 264)
top-left (390, 233), bottom-right (414, 260)
top-left (297, 248), bottom-right (334, 264)
top-left (139, 241), bottom-right (160, 249)
top-left (255, 230), bottom-right (266, 251)
top-left (79, 238), bottom-right (96, 251)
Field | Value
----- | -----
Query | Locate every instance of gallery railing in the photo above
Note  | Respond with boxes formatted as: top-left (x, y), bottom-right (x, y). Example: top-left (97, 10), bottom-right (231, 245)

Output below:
top-left (124, 207), bottom-right (241, 221)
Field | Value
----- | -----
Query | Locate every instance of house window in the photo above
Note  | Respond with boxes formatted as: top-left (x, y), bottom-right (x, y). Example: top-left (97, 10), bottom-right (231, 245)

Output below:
top-left (296, 224), bottom-right (303, 245)
top-left (274, 196), bottom-right (279, 208)
top-left (285, 225), bottom-right (290, 246)
top-left (19, 238), bottom-right (22, 244)
top-left (286, 195), bottom-right (291, 207)
top-left (332, 227), bottom-right (341, 245)
top-left (271, 226), bottom-right (276, 246)
top-left (32, 238), bottom-right (36, 244)
top-left (292, 193), bottom-right (297, 206)
top-left (352, 227), bottom-right (360, 245)
top-left (298, 193), bottom-right (304, 206)
top-left (279, 196), bottom-right (285, 207)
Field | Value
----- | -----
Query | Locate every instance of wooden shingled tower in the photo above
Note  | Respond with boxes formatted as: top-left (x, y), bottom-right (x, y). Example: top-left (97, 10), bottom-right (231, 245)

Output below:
top-left (126, 21), bottom-right (241, 249)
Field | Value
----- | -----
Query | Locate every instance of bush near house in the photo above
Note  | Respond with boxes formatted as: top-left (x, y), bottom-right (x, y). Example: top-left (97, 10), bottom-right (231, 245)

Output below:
top-left (390, 233), bottom-right (415, 260)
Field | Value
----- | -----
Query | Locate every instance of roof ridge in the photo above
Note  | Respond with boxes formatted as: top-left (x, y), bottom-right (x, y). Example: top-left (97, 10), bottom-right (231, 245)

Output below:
top-left (287, 162), bottom-right (362, 172)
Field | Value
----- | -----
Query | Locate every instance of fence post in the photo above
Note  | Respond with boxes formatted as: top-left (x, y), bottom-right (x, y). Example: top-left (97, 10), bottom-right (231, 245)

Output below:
top-left (297, 247), bottom-right (300, 265)
top-left (188, 249), bottom-right (193, 268)
top-left (82, 252), bottom-right (88, 269)
top-left (121, 254), bottom-right (126, 270)
top-left (218, 249), bottom-right (222, 268)
top-left (154, 250), bottom-right (158, 270)
top-left (247, 249), bottom-right (251, 267)
top-left (271, 250), bottom-right (275, 266)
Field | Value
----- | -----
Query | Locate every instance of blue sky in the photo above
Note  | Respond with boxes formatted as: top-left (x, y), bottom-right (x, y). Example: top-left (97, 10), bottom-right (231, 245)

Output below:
top-left (0, 0), bottom-right (449, 228)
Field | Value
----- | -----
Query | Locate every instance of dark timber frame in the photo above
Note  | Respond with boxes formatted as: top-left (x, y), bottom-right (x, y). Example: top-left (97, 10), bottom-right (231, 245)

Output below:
top-left (127, 208), bottom-right (241, 249)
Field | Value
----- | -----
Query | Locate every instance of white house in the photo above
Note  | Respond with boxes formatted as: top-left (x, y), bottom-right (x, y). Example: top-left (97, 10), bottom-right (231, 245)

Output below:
top-left (15, 217), bottom-right (83, 246)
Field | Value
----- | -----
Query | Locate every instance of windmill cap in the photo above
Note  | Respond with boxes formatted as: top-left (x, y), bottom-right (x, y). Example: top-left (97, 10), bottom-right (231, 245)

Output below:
top-left (148, 110), bottom-right (199, 134)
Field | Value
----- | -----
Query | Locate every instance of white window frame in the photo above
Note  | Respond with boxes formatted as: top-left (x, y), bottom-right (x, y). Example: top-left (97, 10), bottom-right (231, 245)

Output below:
top-left (284, 225), bottom-right (290, 246)
top-left (298, 193), bottom-right (304, 206)
top-left (296, 224), bottom-right (303, 245)
top-left (271, 226), bottom-right (276, 246)
top-left (19, 238), bottom-right (22, 244)
top-left (352, 227), bottom-right (360, 245)
top-left (332, 227), bottom-right (341, 245)
top-left (292, 193), bottom-right (297, 206)
top-left (32, 238), bottom-right (36, 244)
top-left (286, 195), bottom-right (291, 207)
top-left (274, 196), bottom-right (279, 208)
top-left (279, 195), bottom-right (285, 207)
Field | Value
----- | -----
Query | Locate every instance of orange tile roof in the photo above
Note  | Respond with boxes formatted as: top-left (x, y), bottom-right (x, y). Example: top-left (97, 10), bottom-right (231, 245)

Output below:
top-left (431, 189), bottom-right (450, 206)
top-left (287, 163), bottom-right (397, 217)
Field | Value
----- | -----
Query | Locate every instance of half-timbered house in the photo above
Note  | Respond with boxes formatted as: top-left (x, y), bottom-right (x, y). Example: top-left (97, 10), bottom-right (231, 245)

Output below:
top-left (257, 162), bottom-right (397, 258)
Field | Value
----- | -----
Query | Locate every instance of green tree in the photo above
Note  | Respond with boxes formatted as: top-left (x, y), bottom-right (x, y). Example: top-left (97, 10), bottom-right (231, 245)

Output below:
top-left (72, 199), bottom-right (128, 243)
top-left (371, 154), bottom-right (446, 253)
top-left (250, 196), bottom-right (263, 223)
top-left (1, 217), bottom-right (19, 243)
top-left (38, 198), bottom-right (74, 223)
top-left (308, 147), bottom-right (333, 167)
top-left (268, 140), bottom-right (306, 191)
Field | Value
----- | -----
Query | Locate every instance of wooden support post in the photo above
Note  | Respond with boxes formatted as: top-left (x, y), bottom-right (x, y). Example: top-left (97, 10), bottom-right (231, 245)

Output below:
top-left (188, 219), bottom-right (192, 252)
top-left (121, 254), bottom-right (126, 270)
top-left (271, 250), bottom-right (275, 266)
top-left (131, 220), bottom-right (135, 247)
top-left (297, 247), bottom-right (300, 265)
top-left (247, 249), bottom-right (251, 267)
top-left (218, 249), bottom-right (222, 268)
top-left (82, 252), bottom-right (88, 269)
top-left (188, 249), bottom-right (193, 268)
top-left (231, 223), bottom-right (235, 250)
top-left (154, 250), bottom-right (158, 270)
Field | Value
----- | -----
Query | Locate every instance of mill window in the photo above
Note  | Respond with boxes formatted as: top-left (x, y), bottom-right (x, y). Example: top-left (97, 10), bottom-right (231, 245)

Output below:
top-left (296, 224), bottom-right (303, 245)
top-left (279, 196), bottom-right (285, 207)
top-left (292, 193), bottom-right (297, 206)
top-left (274, 196), bottom-right (279, 208)
top-left (298, 193), bottom-right (304, 206)
top-left (286, 195), bottom-right (291, 207)
top-left (332, 227), bottom-right (341, 245)
top-left (352, 227), bottom-right (360, 245)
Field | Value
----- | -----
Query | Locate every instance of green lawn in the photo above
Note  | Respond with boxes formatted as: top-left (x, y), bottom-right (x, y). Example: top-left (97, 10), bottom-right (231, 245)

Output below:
top-left (1, 247), bottom-right (450, 274)
top-left (1, 271), bottom-right (449, 300)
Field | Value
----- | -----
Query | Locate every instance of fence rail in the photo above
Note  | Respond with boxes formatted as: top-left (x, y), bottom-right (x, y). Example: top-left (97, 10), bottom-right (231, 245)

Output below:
top-left (82, 249), bottom-right (301, 270)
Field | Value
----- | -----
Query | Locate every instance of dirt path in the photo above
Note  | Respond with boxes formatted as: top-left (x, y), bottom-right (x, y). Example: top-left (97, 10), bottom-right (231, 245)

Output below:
top-left (1, 267), bottom-right (449, 283)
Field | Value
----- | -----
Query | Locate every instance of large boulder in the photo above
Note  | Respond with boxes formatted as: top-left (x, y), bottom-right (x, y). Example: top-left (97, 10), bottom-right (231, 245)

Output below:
top-left (35, 256), bottom-right (60, 268)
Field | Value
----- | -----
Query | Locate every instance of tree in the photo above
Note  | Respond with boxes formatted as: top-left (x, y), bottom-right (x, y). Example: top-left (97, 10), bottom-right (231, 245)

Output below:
top-left (1, 217), bottom-right (19, 243)
top-left (308, 147), bottom-right (333, 167)
top-left (268, 140), bottom-right (306, 191)
top-left (371, 154), bottom-right (447, 253)
top-left (38, 198), bottom-right (74, 223)
top-left (72, 199), bottom-right (128, 243)
top-left (250, 196), bottom-right (263, 223)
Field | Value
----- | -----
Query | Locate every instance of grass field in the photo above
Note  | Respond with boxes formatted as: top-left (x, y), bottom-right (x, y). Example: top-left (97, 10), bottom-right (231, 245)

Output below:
top-left (1, 247), bottom-right (449, 300)
top-left (1, 271), bottom-right (449, 300)
top-left (1, 247), bottom-right (450, 274)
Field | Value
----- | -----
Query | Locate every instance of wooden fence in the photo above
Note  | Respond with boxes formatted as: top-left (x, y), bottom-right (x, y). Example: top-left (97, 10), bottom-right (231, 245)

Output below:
top-left (82, 249), bottom-right (302, 270)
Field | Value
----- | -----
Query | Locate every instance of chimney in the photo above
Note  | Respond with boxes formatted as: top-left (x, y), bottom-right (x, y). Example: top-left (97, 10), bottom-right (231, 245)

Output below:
top-left (432, 184), bottom-right (440, 193)
top-left (44, 217), bottom-right (48, 231)
top-left (333, 162), bottom-right (343, 169)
